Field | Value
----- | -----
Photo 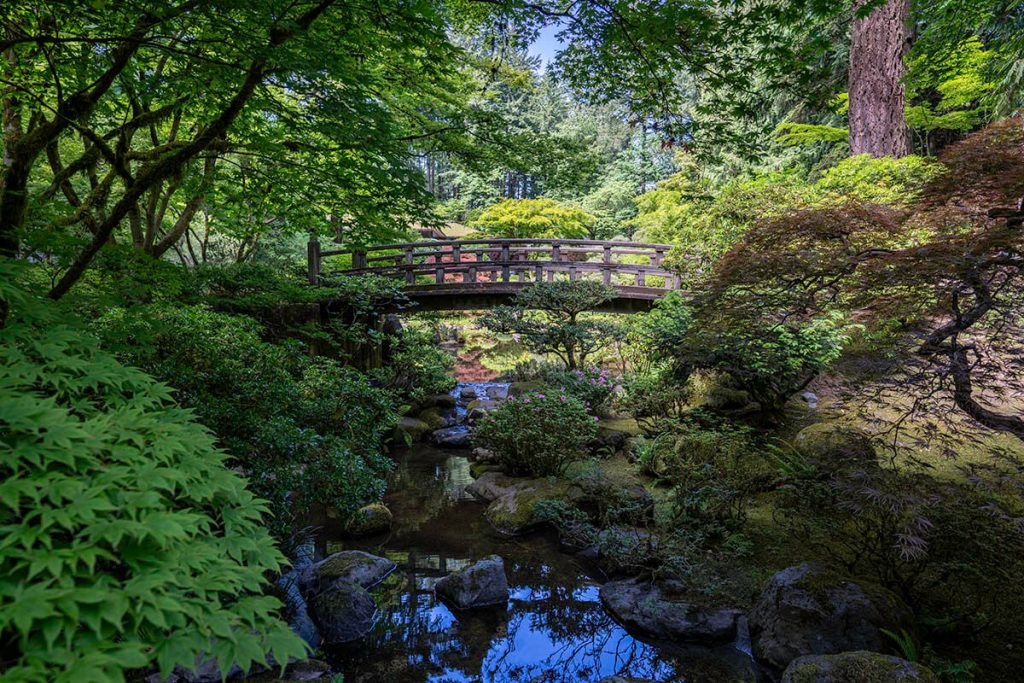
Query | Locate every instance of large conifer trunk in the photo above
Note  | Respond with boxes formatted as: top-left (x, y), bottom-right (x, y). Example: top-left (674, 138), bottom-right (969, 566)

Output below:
top-left (848, 0), bottom-right (912, 158)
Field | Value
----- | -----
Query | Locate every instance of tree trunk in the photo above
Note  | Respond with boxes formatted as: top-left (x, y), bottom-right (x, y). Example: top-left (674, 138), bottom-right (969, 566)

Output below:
top-left (848, 0), bottom-right (912, 158)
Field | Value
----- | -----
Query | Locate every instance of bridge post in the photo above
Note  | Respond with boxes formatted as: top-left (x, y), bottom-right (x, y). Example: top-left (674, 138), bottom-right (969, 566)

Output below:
top-left (603, 267), bottom-right (611, 285)
top-left (306, 232), bottom-right (321, 285)
top-left (653, 248), bottom-right (665, 267)
top-left (635, 271), bottom-right (646, 287)
top-left (467, 265), bottom-right (477, 283)
top-left (569, 265), bottom-right (578, 281)
top-left (452, 245), bottom-right (461, 264)
top-left (534, 263), bottom-right (543, 281)
top-left (353, 249), bottom-right (367, 270)
top-left (552, 241), bottom-right (561, 262)
top-left (404, 246), bottom-right (414, 284)
top-left (501, 243), bottom-right (510, 282)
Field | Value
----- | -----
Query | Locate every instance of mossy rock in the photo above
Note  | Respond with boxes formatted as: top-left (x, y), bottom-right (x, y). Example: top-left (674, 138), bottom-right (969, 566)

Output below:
top-left (483, 479), bottom-right (574, 536)
top-left (794, 423), bottom-right (877, 471)
top-left (416, 407), bottom-right (448, 430)
top-left (395, 416), bottom-right (431, 442)
top-left (782, 651), bottom-right (938, 683)
top-left (687, 369), bottom-right (752, 410)
top-left (749, 563), bottom-right (912, 670)
top-left (428, 393), bottom-right (457, 409)
top-left (305, 549), bottom-right (396, 590)
top-left (344, 503), bottom-right (393, 537)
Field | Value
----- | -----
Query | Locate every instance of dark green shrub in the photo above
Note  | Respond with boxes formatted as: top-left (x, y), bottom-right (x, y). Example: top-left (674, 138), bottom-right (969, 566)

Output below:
top-left (0, 277), bottom-right (306, 682)
top-left (661, 422), bottom-right (770, 528)
top-left (474, 392), bottom-right (597, 477)
top-left (92, 304), bottom-right (397, 538)
top-left (375, 327), bottom-right (455, 403)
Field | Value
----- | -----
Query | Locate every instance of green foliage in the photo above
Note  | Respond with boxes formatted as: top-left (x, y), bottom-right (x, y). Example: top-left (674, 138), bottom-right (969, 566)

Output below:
top-left (618, 367), bottom-right (690, 433)
top-left (480, 281), bottom-right (617, 370)
top-left (774, 123), bottom-right (849, 146)
top-left (0, 273), bottom-right (306, 682)
top-left (633, 161), bottom-right (813, 276)
top-left (680, 312), bottom-right (851, 412)
top-left (470, 198), bottom-right (596, 239)
top-left (814, 155), bottom-right (946, 207)
top-left (558, 366), bottom-right (617, 415)
top-left (664, 421), bottom-right (767, 529)
top-left (906, 38), bottom-right (996, 134)
top-left (374, 327), bottom-right (456, 403)
top-left (92, 305), bottom-right (397, 537)
top-left (474, 392), bottom-right (597, 477)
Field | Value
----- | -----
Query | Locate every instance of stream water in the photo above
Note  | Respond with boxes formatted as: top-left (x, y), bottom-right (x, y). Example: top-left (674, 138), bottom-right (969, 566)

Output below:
top-left (314, 380), bottom-right (761, 682)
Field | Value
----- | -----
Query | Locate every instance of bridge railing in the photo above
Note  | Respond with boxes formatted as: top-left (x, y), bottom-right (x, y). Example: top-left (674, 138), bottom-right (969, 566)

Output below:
top-left (309, 237), bottom-right (682, 290)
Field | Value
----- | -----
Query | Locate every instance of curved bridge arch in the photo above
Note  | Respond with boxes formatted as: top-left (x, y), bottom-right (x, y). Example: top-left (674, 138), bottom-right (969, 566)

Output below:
top-left (308, 238), bottom-right (683, 313)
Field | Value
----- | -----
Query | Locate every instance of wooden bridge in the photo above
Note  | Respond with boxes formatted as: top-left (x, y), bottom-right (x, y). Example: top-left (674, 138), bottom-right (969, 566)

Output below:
top-left (307, 237), bottom-right (682, 312)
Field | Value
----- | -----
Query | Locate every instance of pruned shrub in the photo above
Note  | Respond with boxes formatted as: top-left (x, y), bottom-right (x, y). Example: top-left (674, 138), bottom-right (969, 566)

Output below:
top-left (474, 392), bottom-right (597, 477)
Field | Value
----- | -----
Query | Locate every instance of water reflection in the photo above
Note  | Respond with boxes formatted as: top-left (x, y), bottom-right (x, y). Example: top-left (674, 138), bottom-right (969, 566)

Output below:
top-left (319, 412), bottom-right (759, 683)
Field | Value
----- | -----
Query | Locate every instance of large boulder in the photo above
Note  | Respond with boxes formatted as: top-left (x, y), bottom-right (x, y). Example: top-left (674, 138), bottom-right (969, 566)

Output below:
top-left (394, 416), bottom-right (431, 443)
top-left (486, 385), bottom-right (509, 400)
top-left (748, 564), bottom-right (911, 670)
top-left (434, 555), bottom-right (509, 609)
top-left (781, 651), bottom-right (939, 683)
top-left (299, 550), bottom-right (396, 595)
top-left (466, 399), bottom-right (501, 422)
top-left (343, 503), bottom-right (393, 537)
top-left (428, 393), bottom-right (457, 409)
top-left (308, 581), bottom-right (377, 644)
top-left (570, 470), bottom-right (653, 524)
top-left (431, 426), bottom-right (473, 448)
top-left (417, 407), bottom-right (450, 430)
top-left (466, 471), bottom-right (525, 502)
top-left (483, 486), bottom-right (553, 536)
top-left (600, 578), bottom-right (743, 645)
top-left (793, 423), bottom-right (878, 471)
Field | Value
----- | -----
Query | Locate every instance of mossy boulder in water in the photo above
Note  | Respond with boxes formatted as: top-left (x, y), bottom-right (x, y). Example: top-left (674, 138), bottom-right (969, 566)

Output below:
top-left (600, 577), bottom-right (743, 645)
top-left (344, 503), bottom-right (393, 537)
top-left (308, 581), bottom-right (376, 644)
top-left (793, 423), bottom-right (878, 471)
top-left (434, 555), bottom-right (509, 609)
top-left (781, 651), bottom-right (938, 683)
top-left (428, 393), bottom-right (457, 409)
top-left (748, 563), bottom-right (911, 670)
top-left (300, 550), bottom-right (396, 594)
top-left (417, 407), bottom-right (449, 430)
top-left (395, 416), bottom-right (431, 442)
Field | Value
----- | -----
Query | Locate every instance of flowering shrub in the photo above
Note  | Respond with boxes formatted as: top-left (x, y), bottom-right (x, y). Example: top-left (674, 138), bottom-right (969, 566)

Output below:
top-left (474, 393), bottom-right (597, 477)
top-left (559, 366), bottom-right (617, 415)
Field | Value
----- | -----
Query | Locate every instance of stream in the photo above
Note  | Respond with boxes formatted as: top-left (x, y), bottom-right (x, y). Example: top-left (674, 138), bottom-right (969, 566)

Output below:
top-left (314, 380), bottom-right (761, 682)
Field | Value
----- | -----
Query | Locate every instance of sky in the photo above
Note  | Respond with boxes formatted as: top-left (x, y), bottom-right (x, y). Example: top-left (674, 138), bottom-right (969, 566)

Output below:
top-left (530, 23), bottom-right (565, 67)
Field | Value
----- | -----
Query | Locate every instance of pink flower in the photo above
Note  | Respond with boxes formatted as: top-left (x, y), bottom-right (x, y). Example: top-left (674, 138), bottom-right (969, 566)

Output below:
top-left (560, 396), bottom-right (567, 402)
top-left (537, 393), bottom-right (546, 399)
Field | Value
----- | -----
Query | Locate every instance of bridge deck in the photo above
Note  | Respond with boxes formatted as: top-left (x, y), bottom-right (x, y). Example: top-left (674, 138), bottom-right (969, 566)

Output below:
top-left (308, 237), bottom-right (681, 311)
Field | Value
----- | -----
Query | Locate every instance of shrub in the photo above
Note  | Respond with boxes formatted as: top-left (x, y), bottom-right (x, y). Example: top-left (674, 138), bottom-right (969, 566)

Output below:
top-left (92, 304), bottom-right (397, 538)
top-left (0, 277), bottom-right (306, 682)
top-left (558, 366), bottom-right (617, 414)
top-left (814, 154), bottom-right (945, 207)
top-left (375, 326), bottom-right (455, 403)
top-left (479, 281), bottom-right (617, 370)
top-left (618, 366), bottom-right (689, 433)
top-left (660, 421), bottom-right (769, 528)
top-left (660, 308), bottom-right (852, 413)
top-left (474, 392), bottom-right (597, 477)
